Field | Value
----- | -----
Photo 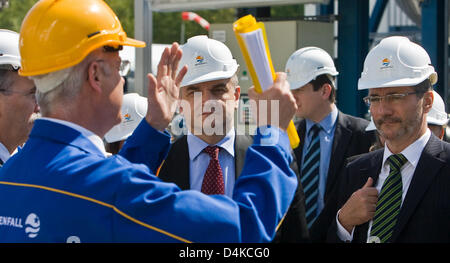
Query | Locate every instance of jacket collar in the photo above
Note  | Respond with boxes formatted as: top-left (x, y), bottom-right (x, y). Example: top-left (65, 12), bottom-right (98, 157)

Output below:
top-left (29, 119), bottom-right (106, 158)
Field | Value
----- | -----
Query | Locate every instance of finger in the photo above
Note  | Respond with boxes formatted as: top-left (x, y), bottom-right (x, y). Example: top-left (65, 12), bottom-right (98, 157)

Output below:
top-left (273, 72), bottom-right (287, 90)
top-left (147, 73), bottom-right (158, 100)
top-left (366, 196), bottom-right (378, 204)
top-left (167, 42), bottom-right (179, 77)
top-left (365, 187), bottom-right (379, 197)
top-left (362, 177), bottom-right (374, 188)
top-left (275, 72), bottom-right (287, 83)
top-left (157, 47), bottom-right (170, 80)
top-left (175, 65), bottom-right (188, 87)
top-left (170, 42), bottom-right (179, 57)
top-left (171, 45), bottom-right (183, 79)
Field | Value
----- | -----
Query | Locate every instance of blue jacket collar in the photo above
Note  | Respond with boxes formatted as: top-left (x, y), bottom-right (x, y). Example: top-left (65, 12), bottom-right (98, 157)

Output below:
top-left (29, 119), bottom-right (106, 157)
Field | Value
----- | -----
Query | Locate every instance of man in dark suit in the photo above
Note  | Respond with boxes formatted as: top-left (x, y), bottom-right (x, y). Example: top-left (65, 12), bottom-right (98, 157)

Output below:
top-left (158, 35), bottom-right (308, 242)
top-left (327, 36), bottom-right (450, 243)
top-left (285, 47), bottom-right (375, 241)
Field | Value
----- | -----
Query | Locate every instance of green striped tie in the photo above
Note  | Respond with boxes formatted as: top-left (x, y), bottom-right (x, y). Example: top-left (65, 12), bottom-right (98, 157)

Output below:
top-left (369, 154), bottom-right (407, 243)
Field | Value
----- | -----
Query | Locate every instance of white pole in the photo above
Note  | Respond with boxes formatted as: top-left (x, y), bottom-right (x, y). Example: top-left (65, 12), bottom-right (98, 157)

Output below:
top-left (134, 0), bottom-right (153, 97)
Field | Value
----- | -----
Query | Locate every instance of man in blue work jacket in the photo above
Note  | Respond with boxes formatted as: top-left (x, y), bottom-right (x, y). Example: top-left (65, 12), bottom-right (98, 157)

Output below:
top-left (0, 0), bottom-right (298, 243)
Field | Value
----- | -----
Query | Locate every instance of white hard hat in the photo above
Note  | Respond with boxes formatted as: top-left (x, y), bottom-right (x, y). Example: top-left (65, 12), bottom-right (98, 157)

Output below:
top-left (178, 35), bottom-right (238, 87)
top-left (358, 36), bottom-right (437, 90)
top-left (427, 90), bottom-right (448, 126)
top-left (0, 29), bottom-right (20, 70)
top-left (104, 93), bottom-right (148, 143)
top-left (285, 47), bottom-right (338, 90)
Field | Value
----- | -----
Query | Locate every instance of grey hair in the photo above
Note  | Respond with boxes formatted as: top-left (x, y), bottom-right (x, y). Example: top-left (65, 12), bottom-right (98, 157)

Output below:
top-left (179, 73), bottom-right (239, 97)
top-left (31, 51), bottom-right (110, 116)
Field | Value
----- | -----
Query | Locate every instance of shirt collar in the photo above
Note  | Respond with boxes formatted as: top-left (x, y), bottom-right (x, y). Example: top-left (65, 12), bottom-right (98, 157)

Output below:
top-left (0, 142), bottom-right (10, 163)
top-left (40, 117), bottom-right (107, 156)
top-left (305, 105), bottom-right (338, 135)
top-left (187, 129), bottom-right (236, 161)
top-left (382, 128), bottom-right (431, 169)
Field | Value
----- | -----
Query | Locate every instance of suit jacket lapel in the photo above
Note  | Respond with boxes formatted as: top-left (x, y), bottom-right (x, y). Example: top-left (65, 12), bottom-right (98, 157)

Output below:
top-left (158, 136), bottom-right (190, 190)
top-left (391, 135), bottom-right (445, 241)
top-left (293, 119), bottom-right (306, 174)
top-left (175, 136), bottom-right (191, 190)
top-left (326, 112), bottom-right (352, 198)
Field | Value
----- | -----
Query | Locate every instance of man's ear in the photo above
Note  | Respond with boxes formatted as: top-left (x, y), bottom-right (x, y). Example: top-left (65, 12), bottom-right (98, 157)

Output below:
top-left (87, 61), bottom-right (102, 93)
top-left (321, 83), bottom-right (332, 100)
top-left (423, 90), bottom-right (434, 114)
top-left (234, 86), bottom-right (241, 109)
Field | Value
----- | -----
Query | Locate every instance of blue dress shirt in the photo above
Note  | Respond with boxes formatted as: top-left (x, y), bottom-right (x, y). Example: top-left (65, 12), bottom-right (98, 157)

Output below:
top-left (302, 107), bottom-right (338, 216)
top-left (187, 129), bottom-right (235, 197)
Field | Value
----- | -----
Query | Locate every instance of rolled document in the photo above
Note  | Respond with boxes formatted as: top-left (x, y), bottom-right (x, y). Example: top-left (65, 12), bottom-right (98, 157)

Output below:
top-left (233, 15), bottom-right (300, 149)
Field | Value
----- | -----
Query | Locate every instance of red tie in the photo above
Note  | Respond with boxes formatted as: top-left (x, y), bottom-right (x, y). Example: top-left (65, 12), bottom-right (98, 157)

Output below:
top-left (201, 145), bottom-right (225, 195)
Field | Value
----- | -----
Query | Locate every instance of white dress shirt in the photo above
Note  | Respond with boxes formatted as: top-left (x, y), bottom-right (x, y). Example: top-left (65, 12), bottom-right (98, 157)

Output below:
top-left (187, 129), bottom-right (236, 198)
top-left (0, 142), bottom-right (10, 164)
top-left (337, 129), bottom-right (431, 242)
top-left (40, 117), bottom-right (107, 157)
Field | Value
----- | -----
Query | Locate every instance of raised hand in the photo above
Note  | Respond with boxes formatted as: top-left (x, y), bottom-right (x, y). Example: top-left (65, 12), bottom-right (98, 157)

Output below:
top-left (146, 42), bottom-right (188, 131)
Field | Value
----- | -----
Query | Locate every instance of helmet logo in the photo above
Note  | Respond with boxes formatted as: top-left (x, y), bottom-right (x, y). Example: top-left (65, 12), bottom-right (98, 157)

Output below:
top-left (381, 58), bottom-right (392, 69)
top-left (195, 55), bottom-right (206, 66)
top-left (123, 113), bottom-right (134, 123)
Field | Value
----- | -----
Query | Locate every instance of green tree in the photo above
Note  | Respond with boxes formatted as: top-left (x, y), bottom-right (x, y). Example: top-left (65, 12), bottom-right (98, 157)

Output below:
top-left (0, 1), bottom-right (304, 44)
top-left (271, 4), bottom-right (304, 18)
top-left (0, 0), bottom-right (37, 32)
top-left (0, 0), bottom-right (134, 35)
top-left (105, 0), bottom-right (134, 37)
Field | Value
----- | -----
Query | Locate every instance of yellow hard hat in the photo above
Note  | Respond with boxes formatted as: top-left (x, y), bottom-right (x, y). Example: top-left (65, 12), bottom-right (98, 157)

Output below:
top-left (18, 0), bottom-right (146, 76)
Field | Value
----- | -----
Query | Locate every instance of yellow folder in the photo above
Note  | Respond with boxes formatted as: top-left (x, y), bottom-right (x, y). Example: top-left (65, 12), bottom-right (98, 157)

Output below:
top-left (233, 15), bottom-right (300, 149)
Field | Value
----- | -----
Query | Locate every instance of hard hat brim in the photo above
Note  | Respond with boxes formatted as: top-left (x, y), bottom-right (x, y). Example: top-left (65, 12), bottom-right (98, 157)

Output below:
top-left (181, 64), bottom-right (238, 87)
top-left (288, 70), bottom-right (339, 91)
top-left (122, 37), bottom-right (146, 48)
top-left (0, 56), bottom-right (21, 69)
top-left (358, 73), bottom-right (437, 90)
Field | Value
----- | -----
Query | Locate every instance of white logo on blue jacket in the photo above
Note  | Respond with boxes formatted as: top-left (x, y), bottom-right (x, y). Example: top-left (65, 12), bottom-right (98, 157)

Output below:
top-left (24, 213), bottom-right (40, 238)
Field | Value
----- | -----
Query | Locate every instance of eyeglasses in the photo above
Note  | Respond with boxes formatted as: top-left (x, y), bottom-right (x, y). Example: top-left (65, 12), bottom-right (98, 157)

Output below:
top-left (119, 60), bottom-right (131, 77)
top-left (94, 59), bottom-right (131, 77)
top-left (363, 91), bottom-right (420, 107)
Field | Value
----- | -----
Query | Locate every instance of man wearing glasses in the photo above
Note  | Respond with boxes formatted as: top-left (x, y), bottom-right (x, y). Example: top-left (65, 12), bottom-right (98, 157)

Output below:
top-left (327, 36), bottom-right (450, 243)
top-left (0, 29), bottom-right (40, 166)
